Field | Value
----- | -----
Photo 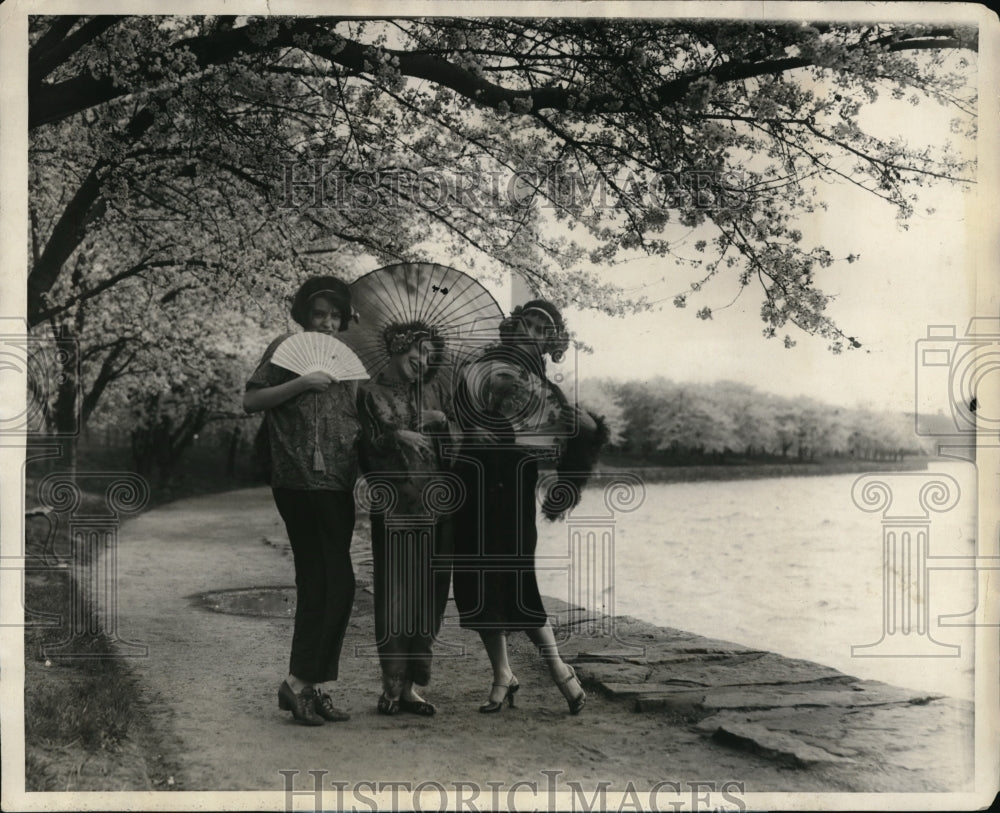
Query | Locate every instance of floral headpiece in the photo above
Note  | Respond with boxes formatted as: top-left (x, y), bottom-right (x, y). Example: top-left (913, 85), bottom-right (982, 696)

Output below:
top-left (382, 320), bottom-right (438, 356)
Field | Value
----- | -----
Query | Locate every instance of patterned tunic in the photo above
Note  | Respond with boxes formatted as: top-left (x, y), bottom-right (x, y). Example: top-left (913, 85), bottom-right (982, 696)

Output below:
top-left (357, 367), bottom-right (458, 692)
top-left (357, 368), bottom-right (455, 515)
top-left (246, 333), bottom-right (361, 492)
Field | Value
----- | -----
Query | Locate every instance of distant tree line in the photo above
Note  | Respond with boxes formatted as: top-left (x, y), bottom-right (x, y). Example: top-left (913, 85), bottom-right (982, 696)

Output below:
top-left (78, 373), bottom-right (926, 489)
top-left (576, 378), bottom-right (924, 464)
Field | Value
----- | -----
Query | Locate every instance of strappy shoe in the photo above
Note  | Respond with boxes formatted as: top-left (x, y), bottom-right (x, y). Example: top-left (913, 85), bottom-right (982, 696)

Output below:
top-left (278, 681), bottom-right (324, 726)
top-left (313, 688), bottom-right (350, 722)
top-left (556, 665), bottom-right (586, 715)
top-left (478, 676), bottom-right (519, 713)
top-left (377, 693), bottom-right (400, 716)
top-left (399, 698), bottom-right (437, 716)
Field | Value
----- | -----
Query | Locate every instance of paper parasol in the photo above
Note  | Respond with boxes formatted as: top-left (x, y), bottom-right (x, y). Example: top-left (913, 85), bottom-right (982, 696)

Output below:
top-left (342, 262), bottom-right (504, 376)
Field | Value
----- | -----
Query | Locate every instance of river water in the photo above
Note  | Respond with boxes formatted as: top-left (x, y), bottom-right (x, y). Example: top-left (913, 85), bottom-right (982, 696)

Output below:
top-left (535, 460), bottom-right (979, 701)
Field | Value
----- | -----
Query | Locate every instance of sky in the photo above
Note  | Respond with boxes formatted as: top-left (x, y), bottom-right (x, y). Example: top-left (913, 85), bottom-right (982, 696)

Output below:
top-left (540, 63), bottom-right (983, 416)
top-left (378, 77), bottom-right (982, 418)
top-left (556, 175), bottom-right (977, 414)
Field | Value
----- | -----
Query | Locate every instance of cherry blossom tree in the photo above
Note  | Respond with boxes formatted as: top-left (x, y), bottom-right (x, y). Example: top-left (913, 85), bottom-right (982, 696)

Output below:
top-left (29, 17), bottom-right (977, 334)
top-left (25, 15), bottom-right (978, 455)
top-left (602, 377), bottom-right (922, 461)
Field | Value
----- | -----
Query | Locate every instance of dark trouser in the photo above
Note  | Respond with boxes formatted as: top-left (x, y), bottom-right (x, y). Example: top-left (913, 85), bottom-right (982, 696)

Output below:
top-left (272, 488), bottom-right (356, 684)
top-left (371, 513), bottom-right (453, 694)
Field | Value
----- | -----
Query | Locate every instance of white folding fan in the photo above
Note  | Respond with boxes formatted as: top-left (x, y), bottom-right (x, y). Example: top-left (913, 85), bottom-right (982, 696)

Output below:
top-left (270, 332), bottom-right (369, 381)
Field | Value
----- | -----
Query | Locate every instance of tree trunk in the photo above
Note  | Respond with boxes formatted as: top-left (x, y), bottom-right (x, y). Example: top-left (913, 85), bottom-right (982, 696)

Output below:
top-left (51, 335), bottom-right (80, 475)
top-left (226, 425), bottom-right (242, 477)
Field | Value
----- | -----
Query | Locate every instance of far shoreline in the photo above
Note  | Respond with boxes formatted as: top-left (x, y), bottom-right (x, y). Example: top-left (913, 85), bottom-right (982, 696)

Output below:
top-left (588, 455), bottom-right (934, 484)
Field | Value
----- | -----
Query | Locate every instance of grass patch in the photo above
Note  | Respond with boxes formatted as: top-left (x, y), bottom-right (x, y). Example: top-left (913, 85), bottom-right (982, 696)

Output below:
top-left (25, 640), bottom-right (136, 751)
top-left (21, 441), bottom-right (258, 792)
top-left (21, 521), bottom-right (173, 791)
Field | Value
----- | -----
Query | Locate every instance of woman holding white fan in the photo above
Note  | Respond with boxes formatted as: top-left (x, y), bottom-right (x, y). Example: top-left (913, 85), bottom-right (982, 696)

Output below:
top-left (243, 276), bottom-right (369, 726)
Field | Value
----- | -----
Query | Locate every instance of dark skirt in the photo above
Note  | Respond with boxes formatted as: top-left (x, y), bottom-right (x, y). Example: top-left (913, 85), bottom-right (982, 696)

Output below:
top-left (451, 446), bottom-right (548, 632)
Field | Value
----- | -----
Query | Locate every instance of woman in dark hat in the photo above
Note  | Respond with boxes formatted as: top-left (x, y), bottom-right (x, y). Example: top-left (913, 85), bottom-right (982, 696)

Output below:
top-left (243, 276), bottom-right (361, 725)
top-left (451, 299), bottom-right (607, 714)
top-left (357, 321), bottom-right (456, 716)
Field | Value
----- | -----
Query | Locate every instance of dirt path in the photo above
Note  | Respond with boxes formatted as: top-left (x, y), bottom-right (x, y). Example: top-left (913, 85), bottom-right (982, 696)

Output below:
top-left (112, 487), bottom-right (976, 806)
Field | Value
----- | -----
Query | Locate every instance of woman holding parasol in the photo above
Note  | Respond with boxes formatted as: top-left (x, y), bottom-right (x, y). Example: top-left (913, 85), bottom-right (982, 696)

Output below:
top-left (357, 321), bottom-right (457, 715)
top-left (344, 262), bottom-right (505, 716)
top-left (451, 299), bottom-right (607, 714)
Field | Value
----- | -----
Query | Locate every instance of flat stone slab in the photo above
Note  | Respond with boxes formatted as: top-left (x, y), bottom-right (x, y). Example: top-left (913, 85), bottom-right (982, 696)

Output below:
top-left (577, 644), bottom-right (858, 718)
top-left (693, 698), bottom-right (973, 779)
top-left (705, 721), bottom-right (859, 767)
top-left (601, 682), bottom-right (707, 698)
top-left (631, 651), bottom-right (758, 665)
top-left (700, 681), bottom-right (941, 712)
top-left (648, 651), bottom-right (854, 688)
top-left (625, 678), bottom-right (937, 717)
top-left (633, 690), bottom-right (709, 714)
top-left (695, 708), bottom-right (859, 748)
top-left (574, 661), bottom-right (651, 685)
top-left (572, 650), bottom-right (637, 663)
top-left (623, 639), bottom-right (765, 661)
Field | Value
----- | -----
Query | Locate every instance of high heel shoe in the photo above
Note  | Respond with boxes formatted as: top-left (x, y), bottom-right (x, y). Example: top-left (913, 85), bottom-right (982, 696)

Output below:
top-left (478, 676), bottom-right (519, 713)
top-left (555, 665), bottom-right (586, 715)
top-left (278, 680), bottom-right (324, 726)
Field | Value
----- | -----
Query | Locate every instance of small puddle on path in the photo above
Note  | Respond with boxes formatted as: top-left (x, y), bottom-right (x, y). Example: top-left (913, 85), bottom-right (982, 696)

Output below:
top-left (196, 587), bottom-right (297, 618)
top-left (193, 586), bottom-right (375, 618)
